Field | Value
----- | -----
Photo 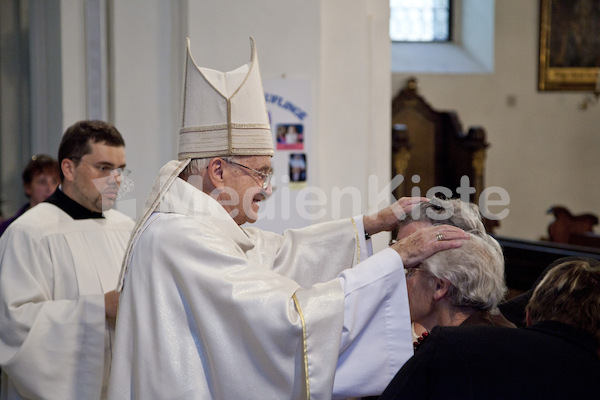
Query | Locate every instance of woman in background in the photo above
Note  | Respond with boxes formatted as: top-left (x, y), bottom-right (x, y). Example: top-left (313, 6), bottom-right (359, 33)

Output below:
top-left (0, 155), bottom-right (60, 236)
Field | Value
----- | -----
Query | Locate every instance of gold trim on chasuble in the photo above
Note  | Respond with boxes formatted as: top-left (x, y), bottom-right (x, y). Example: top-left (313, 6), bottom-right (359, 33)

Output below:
top-left (292, 294), bottom-right (311, 400)
top-left (292, 219), bottom-right (361, 399)
top-left (227, 98), bottom-right (233, 152)
top-left (351, 218), bottom-right (361, 263)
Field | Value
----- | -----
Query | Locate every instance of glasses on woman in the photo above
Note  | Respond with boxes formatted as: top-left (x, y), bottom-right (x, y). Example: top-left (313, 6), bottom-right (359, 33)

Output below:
top-left (225, 159), bottom-right (273, 190)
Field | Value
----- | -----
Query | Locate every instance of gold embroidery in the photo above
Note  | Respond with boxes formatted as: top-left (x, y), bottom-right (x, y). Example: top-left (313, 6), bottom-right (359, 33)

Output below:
top-left (180, 124), bottom-right (228, 133)
top-left (231, 123), bottom-right (271, 129)
top-left (292, 294), bottom-right (310, 400)
top-left (351, 218), bottom-right (361, 263)
top-left (179, 123), bottom-right (271, 134)
top-left (229, 37), bottom-right (256, 99)
top-left (227, 99), bottom-right (233, 152)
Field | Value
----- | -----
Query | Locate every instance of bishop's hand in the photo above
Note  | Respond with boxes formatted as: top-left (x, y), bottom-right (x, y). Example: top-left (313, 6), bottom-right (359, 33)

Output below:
top-left (390, 224), bottom-right (470, 268)
top-left (363, 197), bottom-right (429, 236)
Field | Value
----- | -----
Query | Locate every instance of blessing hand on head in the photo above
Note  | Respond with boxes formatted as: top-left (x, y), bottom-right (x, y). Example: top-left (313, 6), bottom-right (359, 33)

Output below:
top-left (390, 225), bottom-right (470, 268)
top-left (363, 197), bottom-right (430, 236)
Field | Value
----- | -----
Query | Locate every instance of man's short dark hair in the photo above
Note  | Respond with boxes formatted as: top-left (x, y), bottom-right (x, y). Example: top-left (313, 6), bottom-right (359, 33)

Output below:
top-left (22, 154), bottom-right (60, 187)
top-left (58, 120), bottom-right (125, 181)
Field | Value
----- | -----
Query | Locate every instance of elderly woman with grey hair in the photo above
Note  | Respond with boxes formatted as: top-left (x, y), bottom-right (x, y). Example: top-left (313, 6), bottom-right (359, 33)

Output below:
top-left (393, 198), bottom-right (486, 242)
top-left (396, 198), bottom-right (515, 351)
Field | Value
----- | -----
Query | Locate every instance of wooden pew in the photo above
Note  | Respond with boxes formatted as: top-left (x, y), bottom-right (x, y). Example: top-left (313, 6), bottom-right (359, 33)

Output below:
top-left (496, 235), bottom-right (600, 293)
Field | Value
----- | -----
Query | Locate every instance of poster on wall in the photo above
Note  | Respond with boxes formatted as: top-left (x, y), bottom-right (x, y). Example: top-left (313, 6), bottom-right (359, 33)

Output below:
top-left (276, 124), bottom-right (304, 150)
top-left (289, 153), bottom-right (307, 183)
top-left (254, 79), bottom-right (312, 233)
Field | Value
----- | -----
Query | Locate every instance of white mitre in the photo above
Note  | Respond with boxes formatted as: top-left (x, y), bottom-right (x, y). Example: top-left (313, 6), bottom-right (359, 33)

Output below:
top-left (117, 37), bottom-right (273, 290)
top-left (179, 37), bottom-right (273, 159)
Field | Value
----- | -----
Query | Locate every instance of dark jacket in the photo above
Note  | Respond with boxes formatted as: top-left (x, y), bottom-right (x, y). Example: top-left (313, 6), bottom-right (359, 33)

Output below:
top-left (460, 309), bottom-right (516, 328)
top-left (0, 203), bottom-right (29, 237)
top-left (379, 321), bottom-right (600, 400)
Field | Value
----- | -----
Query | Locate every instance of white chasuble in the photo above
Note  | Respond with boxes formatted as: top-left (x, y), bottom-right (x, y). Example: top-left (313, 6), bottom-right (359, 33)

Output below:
top-left (109, 178), bottom-right (412, 400)
top-left (0, 204), bottom-right (134, 400)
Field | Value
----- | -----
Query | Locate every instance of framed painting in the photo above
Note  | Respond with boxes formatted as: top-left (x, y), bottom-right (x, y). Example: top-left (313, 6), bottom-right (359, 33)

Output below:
top-left (538, 0), bottom-right (600, 91)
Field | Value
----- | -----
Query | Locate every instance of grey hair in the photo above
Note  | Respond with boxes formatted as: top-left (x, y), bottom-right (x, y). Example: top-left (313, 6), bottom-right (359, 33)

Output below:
top-left (401, 198), bottom-right (486, 233)
top-left (420, 232), bottom-right (507, 310)
top-left (180, 156), bottom-right (240, 181)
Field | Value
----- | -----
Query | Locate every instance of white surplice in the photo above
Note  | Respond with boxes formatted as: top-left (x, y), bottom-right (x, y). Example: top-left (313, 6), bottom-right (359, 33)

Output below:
top-left (109, 178), bottom-right (413, 400)
top-left (0, 203), bottom-right (134, 400)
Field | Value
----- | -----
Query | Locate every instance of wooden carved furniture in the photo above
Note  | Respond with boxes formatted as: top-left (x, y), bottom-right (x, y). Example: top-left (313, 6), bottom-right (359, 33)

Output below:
top-left (391, 77), bottom-right (495, 231)
top-left (546, 206), bottom-right (600, 248)
top-left (499, 207), bottom-right (600, 297)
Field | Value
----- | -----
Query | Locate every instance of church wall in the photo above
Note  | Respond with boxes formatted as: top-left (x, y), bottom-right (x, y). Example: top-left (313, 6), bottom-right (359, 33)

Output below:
top-left (3, 0), bottom-right (596, 243)
top-left (393, 0), bottom-right (600, 241)
top-left (105, 0), bottom-right (393, 251)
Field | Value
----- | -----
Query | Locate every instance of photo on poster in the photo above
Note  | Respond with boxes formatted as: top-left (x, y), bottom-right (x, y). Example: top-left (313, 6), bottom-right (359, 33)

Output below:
top-left (289, 153), bottom-right (307, 183)
top-left (276, 124), bottom-right (304, 150)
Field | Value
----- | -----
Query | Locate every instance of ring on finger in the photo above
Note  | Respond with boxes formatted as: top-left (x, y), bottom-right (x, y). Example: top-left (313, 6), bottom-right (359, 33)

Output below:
top-left (436, 233), bottom-right (444, 241)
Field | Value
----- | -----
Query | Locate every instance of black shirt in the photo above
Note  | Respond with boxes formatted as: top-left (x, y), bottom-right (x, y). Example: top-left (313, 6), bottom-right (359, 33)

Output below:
top-left (44, 188), bottom-right (104, 220)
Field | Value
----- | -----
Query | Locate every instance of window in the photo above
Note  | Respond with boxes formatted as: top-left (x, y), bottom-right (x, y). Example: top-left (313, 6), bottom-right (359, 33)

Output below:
top-left (390, 0), bottom-right (452, 42)
top-left (391, 0), bottom-right (494, 74)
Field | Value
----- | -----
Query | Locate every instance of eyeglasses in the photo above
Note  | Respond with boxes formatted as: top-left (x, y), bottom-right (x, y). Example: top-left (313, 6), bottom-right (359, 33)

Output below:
top-left (225, 159), bottom-right (273, 190)
top-left (71, 157), bottom-right (131, 179)
top-left (405, 267), bottom-right (420, 278)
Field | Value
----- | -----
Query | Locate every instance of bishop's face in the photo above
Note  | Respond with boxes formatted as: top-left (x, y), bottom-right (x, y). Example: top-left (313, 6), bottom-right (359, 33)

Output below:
top-left (221, 155), bottom-right (273, 225)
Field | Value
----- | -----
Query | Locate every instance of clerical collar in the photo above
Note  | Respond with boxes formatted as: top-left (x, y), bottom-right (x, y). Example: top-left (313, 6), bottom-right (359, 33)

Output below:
top-left (44, 188), bottom-right (104, 219)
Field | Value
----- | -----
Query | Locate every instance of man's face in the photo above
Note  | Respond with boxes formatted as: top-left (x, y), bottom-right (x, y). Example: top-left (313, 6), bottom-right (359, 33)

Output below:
top-left (221, 155), bottom-right (273, 225)
top-left (67, 141), bottom-right (127, 212)
top-left (25, 171), bottom-right (59, 207)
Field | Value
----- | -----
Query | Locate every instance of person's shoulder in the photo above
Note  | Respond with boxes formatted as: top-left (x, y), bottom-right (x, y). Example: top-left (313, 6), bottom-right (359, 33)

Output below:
top-left (436, 324), bottom-right (523, 336)
top-left (409, 325), bottom-right (600, 400)
top-left (526, 320), bottom-right (600, 354)
top-left (103, 209), bottom-right (135, 227)
top-left (430, 324), bottom-right (572, 361)
top-left (141, 212), bottom-right (210, 241)
top-left (431, 324), bottom-right (527, 347)
top-left (243, 226), bottom-right (275, 240)
top-left (141, 212), bottom-right (251, 254)
top-left (0, 203), bottom-right (29, 233)
top-left (7, 203), bottom-right (66, 229)
top-left (133, 213), bottom-right (232, 259)
top-left (415, 326), bottom-right (531, 372)
top-left (0, 216), bottom-right (16, 235)
top-left (0, 203), bottom-right (67, 242)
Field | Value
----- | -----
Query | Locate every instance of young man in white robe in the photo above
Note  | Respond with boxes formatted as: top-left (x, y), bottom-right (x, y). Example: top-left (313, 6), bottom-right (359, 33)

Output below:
top-left (108, 38), bottom-right (469, 400)
top-left (0, 120), bottom-right (134, 400)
